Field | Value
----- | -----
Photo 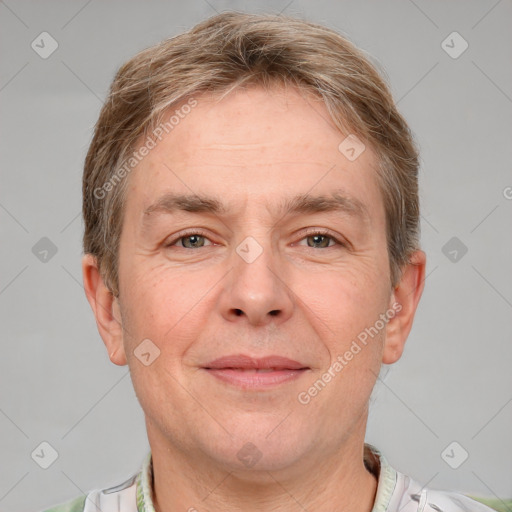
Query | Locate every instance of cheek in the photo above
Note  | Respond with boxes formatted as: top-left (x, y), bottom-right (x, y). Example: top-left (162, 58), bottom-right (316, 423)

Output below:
top-left (120, 262), bottom-right (215, 351)
top-left (293, 264), bottom-right (389, 341)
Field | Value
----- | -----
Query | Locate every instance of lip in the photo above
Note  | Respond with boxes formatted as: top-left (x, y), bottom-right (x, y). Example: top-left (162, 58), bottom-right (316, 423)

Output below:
top-left (202, 354), bottom-right (309, 390)
top-left (204, 354), bottom-right (308, 370)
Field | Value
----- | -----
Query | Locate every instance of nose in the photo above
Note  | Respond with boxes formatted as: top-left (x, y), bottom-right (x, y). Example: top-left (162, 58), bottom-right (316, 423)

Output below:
top-left (217, 238), bottom-right (294, 327)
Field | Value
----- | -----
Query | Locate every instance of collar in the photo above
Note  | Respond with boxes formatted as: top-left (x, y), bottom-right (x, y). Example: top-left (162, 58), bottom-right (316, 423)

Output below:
top-left (135, 443), bottom-right (398, 512)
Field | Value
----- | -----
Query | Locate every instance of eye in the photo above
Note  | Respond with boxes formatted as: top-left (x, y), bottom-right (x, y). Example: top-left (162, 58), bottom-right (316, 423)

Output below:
top-left (297, 229), bottom-right (343, 249)
top-left (165, 229), bottom-right (345, 250)
top-left (166, 231), bottom-right (213, 249)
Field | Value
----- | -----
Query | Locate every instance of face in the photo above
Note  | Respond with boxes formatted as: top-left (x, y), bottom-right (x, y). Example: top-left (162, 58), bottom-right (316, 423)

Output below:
top-left (90, 85), bottom-right (421, 472)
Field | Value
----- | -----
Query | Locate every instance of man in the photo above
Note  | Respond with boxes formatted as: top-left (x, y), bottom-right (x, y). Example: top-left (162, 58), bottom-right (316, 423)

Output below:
top-left (42, 11), bottom-right (495, 512)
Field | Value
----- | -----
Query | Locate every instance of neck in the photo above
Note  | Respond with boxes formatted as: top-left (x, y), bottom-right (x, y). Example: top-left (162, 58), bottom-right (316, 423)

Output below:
top-left (149, 429), bottom-right (378, 512)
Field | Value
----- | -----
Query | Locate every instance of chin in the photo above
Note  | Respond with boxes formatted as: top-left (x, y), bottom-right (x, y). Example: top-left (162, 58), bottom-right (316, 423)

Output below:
top-left (200, 422), bottom-right (315, 473)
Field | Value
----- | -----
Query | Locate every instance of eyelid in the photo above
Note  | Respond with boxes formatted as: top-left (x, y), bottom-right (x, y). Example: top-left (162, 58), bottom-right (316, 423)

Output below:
top-left (297, 227), bottom-right (346, 247)
top-left (165, 227), bottom-right (347, 249)
top-left (165, 228), bottom-right (215, 247)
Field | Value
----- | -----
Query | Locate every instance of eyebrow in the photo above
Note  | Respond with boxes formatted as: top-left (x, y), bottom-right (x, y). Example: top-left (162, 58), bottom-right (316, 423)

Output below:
top-left (142, 190), bottom-right (369, 224)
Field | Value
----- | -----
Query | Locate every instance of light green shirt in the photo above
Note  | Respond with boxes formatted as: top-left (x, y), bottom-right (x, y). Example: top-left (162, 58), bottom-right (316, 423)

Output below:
top-left (40, 443), bottom-right (497, 512)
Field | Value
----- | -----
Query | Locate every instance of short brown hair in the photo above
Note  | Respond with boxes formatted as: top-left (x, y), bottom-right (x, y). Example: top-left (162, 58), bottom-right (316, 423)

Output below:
top-left (83, 11), bottom-right (421, 298)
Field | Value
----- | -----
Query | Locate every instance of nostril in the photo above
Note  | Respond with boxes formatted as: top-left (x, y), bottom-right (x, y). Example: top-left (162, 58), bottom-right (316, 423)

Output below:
top-left (234, 309), bottom-right (243, 316)
top-left (269, 310), bottom-right (279, 316)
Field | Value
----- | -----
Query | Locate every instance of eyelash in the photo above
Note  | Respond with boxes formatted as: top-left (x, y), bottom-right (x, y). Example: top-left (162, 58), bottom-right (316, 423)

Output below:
top-left (300, 227), bottom-right (344, 247)
top-left (166, 228), bottom-right (345, 249)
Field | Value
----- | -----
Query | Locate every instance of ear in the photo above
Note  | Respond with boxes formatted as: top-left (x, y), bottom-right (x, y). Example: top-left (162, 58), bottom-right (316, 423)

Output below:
top-left (382, 250), bottom-right (426, 364)
top-left (82, 254), bottom-right (127, 366)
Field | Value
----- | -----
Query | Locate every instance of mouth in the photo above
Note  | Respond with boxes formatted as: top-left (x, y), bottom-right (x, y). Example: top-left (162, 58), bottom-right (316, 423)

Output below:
top-left (202, 354), bottom-right (310, 389)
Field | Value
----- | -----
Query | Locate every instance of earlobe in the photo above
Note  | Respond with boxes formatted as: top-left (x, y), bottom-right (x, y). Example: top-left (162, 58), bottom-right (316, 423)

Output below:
top-left (82, 254), bottom-right (127, 366)
top-left (382, 250), bottom-right (426, 365)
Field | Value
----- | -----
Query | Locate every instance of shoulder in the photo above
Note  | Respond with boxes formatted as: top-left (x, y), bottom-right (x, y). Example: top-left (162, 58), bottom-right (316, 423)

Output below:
top-left (39, 473), bottom-right (138, 512)
top-left (364, 445), bottom-right (501, 512)
top-left (397, 475), bottom-right (500, 512)
top-left (39, 494), bottom-right (86, 512)
top-left (422, 488), bottom-right (499, 512)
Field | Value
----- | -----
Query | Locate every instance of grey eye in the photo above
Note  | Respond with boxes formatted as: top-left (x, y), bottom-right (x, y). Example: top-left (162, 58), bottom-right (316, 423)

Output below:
top-left (306, 234), bottom-right (333, 248)
top-left (181, 235), bottom-right (207, 248)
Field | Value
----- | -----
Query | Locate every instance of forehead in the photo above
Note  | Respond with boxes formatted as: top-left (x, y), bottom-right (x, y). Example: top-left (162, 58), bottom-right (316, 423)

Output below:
top-left (124, 84), bottom-right (383, 225)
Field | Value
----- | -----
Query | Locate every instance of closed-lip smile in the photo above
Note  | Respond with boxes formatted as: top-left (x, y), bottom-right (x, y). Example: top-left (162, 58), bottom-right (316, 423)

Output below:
top-left (202, 354), bottom-right (310, 389)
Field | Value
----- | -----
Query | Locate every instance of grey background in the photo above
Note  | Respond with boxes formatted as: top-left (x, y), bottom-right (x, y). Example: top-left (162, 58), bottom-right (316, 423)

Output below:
top-left (0, 0), bottom-right (511, 510)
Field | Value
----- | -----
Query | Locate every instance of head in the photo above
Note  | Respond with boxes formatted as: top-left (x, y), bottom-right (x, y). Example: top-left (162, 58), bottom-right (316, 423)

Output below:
top-left (82, 12), bottom-right (425, 474)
